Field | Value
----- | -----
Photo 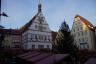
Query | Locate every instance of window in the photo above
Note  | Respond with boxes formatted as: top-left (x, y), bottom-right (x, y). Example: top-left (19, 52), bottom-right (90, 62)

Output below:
top-left (77, 28), bottom-right (79, 31)
top-left (38, 45), bottom-right (44, 48)
top-left (37, 35), bottom-right (40, 41)
top-left (38, 17), bottom-right (44, 23)
top-left (87, 45), bottom-right (89, 48)
top-left (32, 34), bottom-right (35, 39)
top-left (28, 38), bottom-right (32, 42)
top-left (35, 25), bottom-right (37, 29)
top-left (35, 34), bottom-right (37, 39)
top-left (79, 39), bottom-right (81, 42)
top-left (83, 45), bottom-right (85, 49)
top-left (82, 38), bottom-right (84, 42)
top-left (41, 35), bottom-right (43, 40)
top-left (74, 34), bottom-right (76, 38)
top-left (15, 45), bottom-right (20, 48)
top-left (85, 30), bottom-right (87, 35)
top-left (81, 32), bottom-right (83, 36)
top-left (47, 45), bottom-right (49, 48)
top-left (86, 38), bottom-right (88, 41)
top-left (80, 27), bottom-right (82, 30)
top-left (28, 33), bottom-right (31, 38)
top-left (32, 45), bottom-right (35, 49)
top-left (43, 27), bottom-right (46, 30)
top-left (38, 26), bottom-right (43, 31)
top-left (25, 45), bottom-right (27, 49)
top-left (74, 29), bottom-right (75, 32)
top-left (75, 23), bottom-right (77, 26)
top-left (48, 36), bottom-right (50, 41)
top-left (78, 32), bottom-right (80, 36)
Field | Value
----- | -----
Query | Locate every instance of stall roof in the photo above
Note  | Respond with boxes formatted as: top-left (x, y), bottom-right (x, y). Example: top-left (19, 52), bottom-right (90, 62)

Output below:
top-left (35, 54), bottom-right (69, 64)
top-left (85, 58), bottom-right (96, 64)
top-left (17, 52), bottom-right (69, 64)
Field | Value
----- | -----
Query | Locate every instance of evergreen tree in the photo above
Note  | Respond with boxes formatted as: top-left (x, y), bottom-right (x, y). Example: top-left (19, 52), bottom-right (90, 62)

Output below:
top-left (53, 20), bottom-right (79, 58)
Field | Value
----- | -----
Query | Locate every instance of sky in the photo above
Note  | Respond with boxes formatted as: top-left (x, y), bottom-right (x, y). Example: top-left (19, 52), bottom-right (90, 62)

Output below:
top-left (1, 0), bottom-right (96, 31)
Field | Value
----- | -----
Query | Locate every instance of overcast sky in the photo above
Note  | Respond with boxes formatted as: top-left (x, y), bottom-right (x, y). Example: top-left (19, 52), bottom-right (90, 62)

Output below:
top-left (1, 0), bottom-right (96, 31)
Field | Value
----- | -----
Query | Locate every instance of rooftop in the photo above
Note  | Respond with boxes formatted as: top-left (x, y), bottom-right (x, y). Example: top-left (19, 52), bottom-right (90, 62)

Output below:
top-left (74, 14), bottom-right (95, 30)
top-left (0, 29), bottom-right (21, 35)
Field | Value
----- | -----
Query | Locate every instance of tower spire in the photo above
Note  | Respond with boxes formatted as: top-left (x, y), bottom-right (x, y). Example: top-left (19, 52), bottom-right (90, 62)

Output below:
top-left (38, 0), bottom-right (42, 12)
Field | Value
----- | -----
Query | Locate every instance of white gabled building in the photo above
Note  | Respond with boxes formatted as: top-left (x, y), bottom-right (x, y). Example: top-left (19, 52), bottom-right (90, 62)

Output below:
top-left (71, 14), bottom-right (96, 50)
top-left (20, 3), bottom-right (52, 49)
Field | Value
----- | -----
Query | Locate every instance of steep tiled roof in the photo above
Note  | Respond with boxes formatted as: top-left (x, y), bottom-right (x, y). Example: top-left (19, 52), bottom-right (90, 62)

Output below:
top-left (74, 14), bottom-right (95, 30)
top-left (20, 13), bottom-right (39, 32)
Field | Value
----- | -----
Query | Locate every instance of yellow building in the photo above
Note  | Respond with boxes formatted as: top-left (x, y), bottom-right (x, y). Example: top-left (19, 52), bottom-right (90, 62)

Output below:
top-left (71, 15), bottom-right (96, 50)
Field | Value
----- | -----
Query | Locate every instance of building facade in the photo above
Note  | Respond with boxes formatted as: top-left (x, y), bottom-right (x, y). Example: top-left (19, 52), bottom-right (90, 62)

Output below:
top-left (95, 26), bottom-right (96, 35)
top-left (94, 26), bottom-right (96, 45)
top-left (71, 15), bottom-right (95, 50)
top-left (0, 29), bottom-right (21, 48)
top-left (20, 3), bottom-right (52, 49)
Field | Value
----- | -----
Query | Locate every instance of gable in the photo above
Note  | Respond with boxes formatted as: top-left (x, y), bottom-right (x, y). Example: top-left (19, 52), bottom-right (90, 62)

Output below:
top-left (20, 11), bottom-right (51, 33)
top-left (28, 12), bottom-right (51, 32)
top-left (74, 15), bottom-right (95, 30)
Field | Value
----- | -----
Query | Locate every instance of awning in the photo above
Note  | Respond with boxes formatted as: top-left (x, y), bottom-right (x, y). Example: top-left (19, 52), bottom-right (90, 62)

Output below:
top-left (85, 58), bottom-right (96, 64)
top-left (17, 52), bottom-right (69, 64)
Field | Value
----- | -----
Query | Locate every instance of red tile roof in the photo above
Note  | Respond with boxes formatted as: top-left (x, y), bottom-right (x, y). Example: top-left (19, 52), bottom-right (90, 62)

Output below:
top-left (75, 14), bottom-right (95, 30)
top-left (0, 29), bottom-right (21, 35)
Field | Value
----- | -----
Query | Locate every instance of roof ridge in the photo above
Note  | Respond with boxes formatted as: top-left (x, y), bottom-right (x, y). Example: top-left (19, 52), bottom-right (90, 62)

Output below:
top-left (75, 14), bottom-right (95, 30)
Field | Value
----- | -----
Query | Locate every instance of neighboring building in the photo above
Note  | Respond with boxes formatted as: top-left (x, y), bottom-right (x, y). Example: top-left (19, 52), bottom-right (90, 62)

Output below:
top-left (71, 14), bottom-right (95, 50)
top-left (0, 29), bottom-right (22, 49)
top-left (20, 3), bottom-right (52, 49)
top-left (51, 31), bottom-right (57, 43)
top-left (51, 31), bottom-right (57, 49)
top-left (94, 26), bottom-right (96, 35)
top-left (94, 26), bottom-right (96, 44)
